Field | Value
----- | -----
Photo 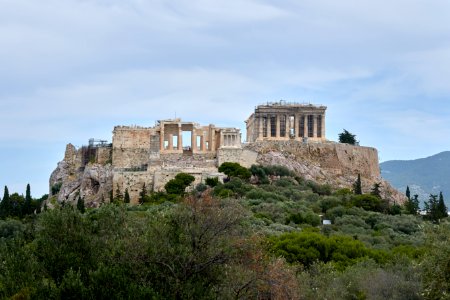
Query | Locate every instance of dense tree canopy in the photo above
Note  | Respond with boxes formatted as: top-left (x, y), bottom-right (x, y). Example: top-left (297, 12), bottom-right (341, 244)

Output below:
top-left (338, 129), bottom-right (357, 145)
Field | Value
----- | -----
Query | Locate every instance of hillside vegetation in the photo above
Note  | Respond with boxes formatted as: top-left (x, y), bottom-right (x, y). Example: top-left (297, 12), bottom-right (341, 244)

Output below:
top-left (0, 164), bottom-right (449, 299)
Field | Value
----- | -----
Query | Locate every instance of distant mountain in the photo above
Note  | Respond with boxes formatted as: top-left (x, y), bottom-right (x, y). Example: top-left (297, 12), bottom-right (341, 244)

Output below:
top-left (380, 151), bottom-right (450, 207)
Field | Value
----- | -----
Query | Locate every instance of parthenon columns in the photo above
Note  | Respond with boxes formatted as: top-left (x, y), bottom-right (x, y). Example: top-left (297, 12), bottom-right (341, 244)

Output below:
top-left (178, 125), bottom-right (183, 150)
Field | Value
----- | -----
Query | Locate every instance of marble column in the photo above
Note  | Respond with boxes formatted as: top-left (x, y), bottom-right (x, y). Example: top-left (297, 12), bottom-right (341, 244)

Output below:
top-left (321, 113), bottom-right (326, 139)
top-left (168, 134), bottom-right (173, 150)
top-left (191, 130), bottom-right (196, 151)
top-left (276, 114), bottom-right (280, 138)
top-left (313, 115), bottom-right (317, 138)
top-left (258, 116), bottom-right (263, 139)
top-left (201, 134), bottom-right (206, 151)
top-left (178, 125), bottom-right (183, 150)
top-left (295, 114), bottom-right (300, 138)
top-left (266, 115), bottom-right (271, 138)
top-left (304, 115), bottom-right (309, 138)
top-left (160, 124), bottom-right (165, 151)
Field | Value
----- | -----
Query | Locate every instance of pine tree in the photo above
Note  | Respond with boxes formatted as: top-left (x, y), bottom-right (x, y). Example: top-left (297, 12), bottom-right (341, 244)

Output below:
top-left (405, 194), bottom-right (420, 215)
top-left (338, 129), bottom-right (357, 145)
top-left (406, 186), bottom-right (411, 200)
top-left (77, 197), bottom-right (85, 213)
top-left (124, 189), bottom-right (130, 204)
top-left (370, 182), bottom-right (382, 198)
top-left (425, 194), bottom-right (440, 223)
top-left (0, 186), bottom-right (11, 218)
top-left (353, 174), bottom-right (362, 195)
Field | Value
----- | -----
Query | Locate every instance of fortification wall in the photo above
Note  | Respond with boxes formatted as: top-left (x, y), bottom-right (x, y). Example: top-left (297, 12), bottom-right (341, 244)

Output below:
top-left (112, 126), bottom-right (154, 168)
top-left (244, 141), bottom-right (380, 181)
top-left (217, 148), bottom-right (258, 168)
top-left (113, 171), bottom-right (153, 204)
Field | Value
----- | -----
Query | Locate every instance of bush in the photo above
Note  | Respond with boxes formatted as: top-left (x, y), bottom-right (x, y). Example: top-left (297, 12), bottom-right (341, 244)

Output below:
top-left (307, 181), bottom-right (332, 196)
top-left (218, 162), bottom-right (251, 180)
top-left (351, 194), bottom-right (385, 212)
top-left (51, 182), bottom-right (62, 195)
top-left (205, 177), bottom-right (219, 187)
top-left (269, 231), bottom-right (386, 269)
top-left (164, 173), bottom-right (195, 195)
top-left (286, 211), bottom-right (321, 227)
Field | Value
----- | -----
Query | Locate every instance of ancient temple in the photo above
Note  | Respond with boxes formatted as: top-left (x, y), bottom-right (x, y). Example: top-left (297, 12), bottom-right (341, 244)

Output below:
top-left (245, 101), bottom-right (326, 143)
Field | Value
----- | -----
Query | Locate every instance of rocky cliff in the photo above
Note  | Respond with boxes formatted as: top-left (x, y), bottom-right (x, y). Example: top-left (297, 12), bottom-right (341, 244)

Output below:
top-left (49, 141), bottom-right (405, 207)
top-left (243, 141), bottom-right (405, 204)
top-left (49, 144), bottom-right (113, 207)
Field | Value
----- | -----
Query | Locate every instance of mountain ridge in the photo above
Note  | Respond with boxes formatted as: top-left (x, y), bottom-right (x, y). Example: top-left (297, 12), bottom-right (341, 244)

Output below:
top-left (381, 151), bottom-right (450, 206)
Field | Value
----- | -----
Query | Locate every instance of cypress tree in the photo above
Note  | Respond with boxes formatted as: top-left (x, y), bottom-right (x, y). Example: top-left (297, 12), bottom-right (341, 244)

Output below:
top-left (353, 174), bottom-right (362, 195)
top-left (406, 186), bottom-right (411, 200)
top-left (139, 183), bottom-right (147, 205)
top-left (0, 186), bottom-right (11, 218)
top-left (438, 192), bottom-right (448, 219)
top-left (124, 189), bottom-right (130, 204)
top-left (24, 183), bottom-right (32, 215)
top-left (77, 197), bottom-right (85, 213)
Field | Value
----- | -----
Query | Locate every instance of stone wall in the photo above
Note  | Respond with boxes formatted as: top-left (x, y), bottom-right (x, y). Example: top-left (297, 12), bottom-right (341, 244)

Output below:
top-left (112, 126), bottom-right (153, 168)
top-left (217, 148), bottom-right (258, 168)
top-left (113, 171), bottom-right (153, 204)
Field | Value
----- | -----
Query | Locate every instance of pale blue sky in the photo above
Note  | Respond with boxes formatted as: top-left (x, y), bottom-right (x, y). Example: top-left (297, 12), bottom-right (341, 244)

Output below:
top-left (1, 0), bottom-right (450, 197)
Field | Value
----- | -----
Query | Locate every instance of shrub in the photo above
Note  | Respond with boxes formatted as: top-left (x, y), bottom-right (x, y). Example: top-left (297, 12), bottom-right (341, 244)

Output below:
top-left (307, 181), bottom-right (332, 196)
top-left (218, 162), bottom-right (251, 180)
top-left (351, 194), bottom-right (384, 212)
top-left (51, 182), bottom-right (62, 195)
top-left (205, 177), bottom-right (219, 187)
top-left (268, 231), bottom-right (385, 269)
top-left (286, 211), bottom-right (321, 226)
top-left (164, 173), bottom-right (195, 195)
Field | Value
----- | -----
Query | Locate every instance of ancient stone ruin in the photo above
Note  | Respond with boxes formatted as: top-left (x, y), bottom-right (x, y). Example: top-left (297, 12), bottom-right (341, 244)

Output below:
top-left (49, 101), bottom-right (406, 206)
top-left (246, 101), bottom-right (326, 143)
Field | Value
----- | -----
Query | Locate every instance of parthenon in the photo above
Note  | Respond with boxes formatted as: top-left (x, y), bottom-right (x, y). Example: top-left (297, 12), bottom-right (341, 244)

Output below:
top-left (245, 101), bottom-right (326, 143)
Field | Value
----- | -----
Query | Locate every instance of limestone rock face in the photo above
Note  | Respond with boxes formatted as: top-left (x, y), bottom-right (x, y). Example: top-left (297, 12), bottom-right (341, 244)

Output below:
top-left (49, 144), bottom-right (113, 207)
top-left (49, 140), bottom-right (405, 206)
top-left (244, 141), bottom-right (406, 204)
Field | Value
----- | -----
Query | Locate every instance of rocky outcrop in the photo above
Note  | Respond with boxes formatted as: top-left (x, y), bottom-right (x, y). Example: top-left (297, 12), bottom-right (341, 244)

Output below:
top-left (49, 144), bottom-right (113, 207)
top-left (244, 141), bottom-right (406, 204)
top-left (49, 140), bottom-right (406, 206)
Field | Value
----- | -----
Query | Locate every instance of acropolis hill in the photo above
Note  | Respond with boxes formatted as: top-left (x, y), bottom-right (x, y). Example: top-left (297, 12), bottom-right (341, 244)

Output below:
top-left (49, 101), bottom-right (405, 206)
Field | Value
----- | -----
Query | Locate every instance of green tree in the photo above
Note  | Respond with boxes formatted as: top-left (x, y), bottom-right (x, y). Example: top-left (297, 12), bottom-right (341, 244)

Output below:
top-left (9, 193), bottom-right (24, 218)
top-left (0, 186), bottom-right (11, 218)
top-left (77, 197), bottom-right (85, 213)
top-left (165, 173), bottom-right (195, 195)
top-left (405, 186), bottom-right (411, 200)
top-left (124, 189), bottom-right (130, 204)
top-left (115, 184), bottom-right (123, 203)
top-left (205, 177), bottom-right (219, 187)
top-left (23, 183), bottom-right (32, 215)
top-left (338, 129), bottom-right (356, 145)
top-left (425, 194), bottom-right (441, 223)
top-left (370, 182), bottom-right (382, 198)
top-left (139, 183), bottom-right (147, 204)
top-left (353, 174), bottom-right (362, 195)
top-left (405, 194), bottom-right (420, 215)
top-left (438, 191), bottom-right (448, 219)
top-left (218, 162), bottom-right (251, 180)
